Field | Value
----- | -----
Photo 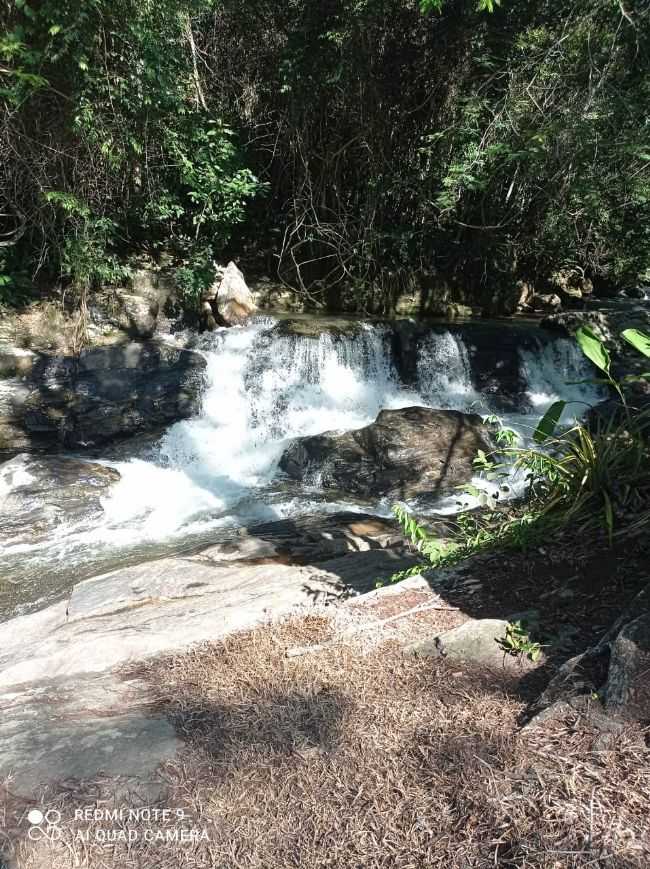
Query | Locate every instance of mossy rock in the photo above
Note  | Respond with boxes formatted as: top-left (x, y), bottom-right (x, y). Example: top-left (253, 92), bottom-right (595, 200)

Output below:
top-left (272, 317), bottom-right (365, 339)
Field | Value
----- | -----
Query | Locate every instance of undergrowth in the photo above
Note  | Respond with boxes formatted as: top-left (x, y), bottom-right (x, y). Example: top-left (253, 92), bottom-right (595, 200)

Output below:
top-left (389, 327), bottom-right (650, 584)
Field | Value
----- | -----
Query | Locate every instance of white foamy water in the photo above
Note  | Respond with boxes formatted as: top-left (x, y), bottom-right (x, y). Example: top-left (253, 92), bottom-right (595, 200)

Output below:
top-left (0, 317), bottom-right (604, 612)
top-left (101, 322), bottom-right (423, 536)
top-left (416, 330), bottom-right (481, 411)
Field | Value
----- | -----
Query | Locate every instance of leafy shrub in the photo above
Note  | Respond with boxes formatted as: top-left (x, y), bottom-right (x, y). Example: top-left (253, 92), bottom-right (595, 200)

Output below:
top-left (0, 0), bottom-right (262, 298)
top-left (392, 326), bottom-right (650, 578)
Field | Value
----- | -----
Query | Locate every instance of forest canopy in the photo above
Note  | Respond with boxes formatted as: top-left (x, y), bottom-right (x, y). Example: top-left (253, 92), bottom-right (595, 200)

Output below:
top-left (1, 0), bottom-right (648, 308)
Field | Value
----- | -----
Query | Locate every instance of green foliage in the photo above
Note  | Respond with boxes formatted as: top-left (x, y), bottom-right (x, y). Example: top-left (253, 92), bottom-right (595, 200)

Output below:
top-left (533, 401), bottom-right (567, 444)
top-left (493, 329), bottom-right (650, 541)
top-left (535, 327), bottom-right (650, 440)
top-left (622, 329), bottom-right (650, 359)
top-left (393, 328), bottom-right (650, 574)
top-left (388, 500), bottom-right (545, 587)
top-left (575, 327), bottom-right (611, 377)
top-left (392, 504), bottom-right (460, 566)
top-left (0, 0), bottom-right (261, 298)
top-left (484, 414), bottom-right (519, 448)
top-left (215, 0), bottom-right (649, 299)
top-left (496, 621), bottom-right (541, 663)
top-left (420, 0), bottom-right (500, 14)
top-left (2, 0), bottom-right (649, 305)
top-left (174, 244), bottom-right (217, 306)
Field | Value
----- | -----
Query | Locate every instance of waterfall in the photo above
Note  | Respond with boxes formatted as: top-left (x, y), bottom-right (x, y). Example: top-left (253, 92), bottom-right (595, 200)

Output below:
top-left (102, 321), bottom-right (602, 532)
top-left (518, 337), bottom-right (604, 418)
top-left (101, 321), bottom-right (421, 534)
top-left (415, 331), bottom-right (480, 411)
top-left (0, 316), bottom-right (605, 605)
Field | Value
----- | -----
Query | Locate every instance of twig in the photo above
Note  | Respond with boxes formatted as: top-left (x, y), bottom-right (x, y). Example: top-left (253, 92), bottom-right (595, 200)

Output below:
top-left (286, 598), bottom-right (460, 657)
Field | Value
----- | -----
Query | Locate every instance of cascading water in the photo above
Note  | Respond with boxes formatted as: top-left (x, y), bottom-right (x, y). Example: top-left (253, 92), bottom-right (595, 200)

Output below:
top-left (0, 316), bottom-right (604, 614)
top-left (416, 331), bottom-right (481, 411)
top-left (101, 321), bottom-right (422, 535)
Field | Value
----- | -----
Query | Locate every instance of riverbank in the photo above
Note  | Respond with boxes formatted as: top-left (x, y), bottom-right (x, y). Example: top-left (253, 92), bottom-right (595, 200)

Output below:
top-left (2, 522), bottom-right (648, 869)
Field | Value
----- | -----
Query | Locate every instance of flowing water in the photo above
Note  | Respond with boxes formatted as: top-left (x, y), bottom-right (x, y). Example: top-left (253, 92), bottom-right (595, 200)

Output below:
top-left (0, 317), bottom-right (603, 616)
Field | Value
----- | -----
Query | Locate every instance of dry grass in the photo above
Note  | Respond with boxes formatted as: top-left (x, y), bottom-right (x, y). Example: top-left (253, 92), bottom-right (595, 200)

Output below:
top-left (4, 614), bottom-right (649, 869)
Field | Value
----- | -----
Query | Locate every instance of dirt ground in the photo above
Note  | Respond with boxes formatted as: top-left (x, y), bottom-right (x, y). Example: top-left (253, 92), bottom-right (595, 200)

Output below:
top-left (2, 531), bottom-right (649, 869)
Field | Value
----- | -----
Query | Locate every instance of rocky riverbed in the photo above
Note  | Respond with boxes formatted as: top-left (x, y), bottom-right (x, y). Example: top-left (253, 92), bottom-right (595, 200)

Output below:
top-left (1, 270), bottom-right (648, 816)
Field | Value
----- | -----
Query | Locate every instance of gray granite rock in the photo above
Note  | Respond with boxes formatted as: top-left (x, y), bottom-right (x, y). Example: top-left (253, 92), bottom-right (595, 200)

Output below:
top-left (280, 406), bottom-right (491, 500)
top-left (605, 613), bottom-right (650, 720)
top-left (405, 618), bottom-right (511, 667)
top-left (0, 339), bottom-right (206, 455)
top-left (0, 453), bottom-right (120, 545)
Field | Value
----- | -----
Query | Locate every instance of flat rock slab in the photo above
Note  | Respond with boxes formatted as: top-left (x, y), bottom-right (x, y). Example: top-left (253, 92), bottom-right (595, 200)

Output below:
top-left (0, 554), bottom-right (349, 797)
top-left (0, 558), bottom-right (348, 690)
top-left (0, 671), bottom-right (179, 797)
top-left (192, 511), bottom-right (405, 566)
top-left (405, 618), bottom-right (512, 667)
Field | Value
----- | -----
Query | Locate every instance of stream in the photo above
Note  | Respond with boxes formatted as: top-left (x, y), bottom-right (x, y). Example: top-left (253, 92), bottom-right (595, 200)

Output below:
top-left (0, 316), bottom-right (603, 617)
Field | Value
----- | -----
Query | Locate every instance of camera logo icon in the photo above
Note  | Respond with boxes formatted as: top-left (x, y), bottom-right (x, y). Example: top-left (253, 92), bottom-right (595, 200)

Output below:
top-left (27, 809), bottom-right (62, 841)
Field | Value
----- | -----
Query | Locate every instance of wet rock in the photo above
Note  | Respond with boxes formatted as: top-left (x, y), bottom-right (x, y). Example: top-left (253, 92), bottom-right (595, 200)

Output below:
top-left (0, 340), bottom-right (206, 455)
top-left (279, 406), bottom-right (491, 499)
top-left (625, 286), bottom-right (649, 300)
top-left (391, 319), bottom-right (535, 410)
top-left (194, 511), bottom-right (406, 565)
top-left (0, 453), bottom-right (120, 545)
top-left (0, 344), bottom-right (36, 378)
top-left (550, 269), bottom-right (593, 301)
top-left (532, 292), bottom-right (562, 313)
top-left (272, 317), bottom-right (363, 339)
top-left (500, 280), bottom-right (535, 315)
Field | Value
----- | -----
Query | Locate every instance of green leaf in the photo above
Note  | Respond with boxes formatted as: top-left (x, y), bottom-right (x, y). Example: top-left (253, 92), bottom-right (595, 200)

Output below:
top-left (576, 326), bottom-right (611, 375)
top-left (533, 400), bottom-right (566, 443)
top-left (622, 328), bottom-right (650, 359)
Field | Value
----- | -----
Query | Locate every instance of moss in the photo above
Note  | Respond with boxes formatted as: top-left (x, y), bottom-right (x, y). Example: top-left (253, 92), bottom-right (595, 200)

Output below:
top-left (273, 317), bottom-right (365, 339)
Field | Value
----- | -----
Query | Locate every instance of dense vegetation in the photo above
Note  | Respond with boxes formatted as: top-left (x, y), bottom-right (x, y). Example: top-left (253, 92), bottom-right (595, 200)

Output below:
top-left (1, 0), bottom-right (648, 308)
top-left (392, 326), bottom-right (650, 581)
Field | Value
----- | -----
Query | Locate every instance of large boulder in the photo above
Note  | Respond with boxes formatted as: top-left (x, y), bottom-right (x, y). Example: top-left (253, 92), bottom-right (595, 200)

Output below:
top-left (279, 406), bottom-right (491, 499)
top-left (0, 339), bottom-right (206, 455)
top-left (109, 290), bottom-right (159, 338)
top-left (550, 268), bottom-right (594, 302)
top-left (531, 292), bottom-right (562, 313)
top-left (203, 261), bottom-right (257, 326)
top-left (0, 453), bottom-right (120, 546)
